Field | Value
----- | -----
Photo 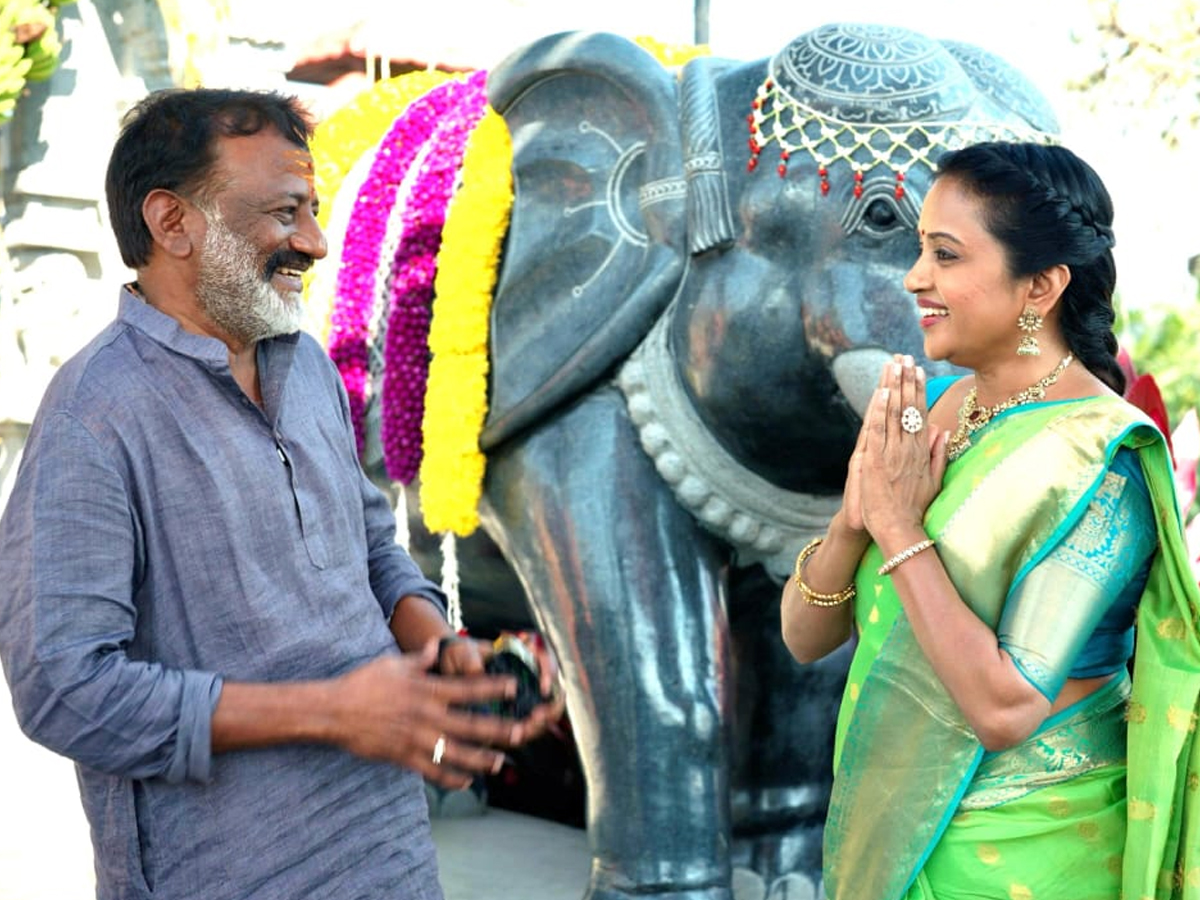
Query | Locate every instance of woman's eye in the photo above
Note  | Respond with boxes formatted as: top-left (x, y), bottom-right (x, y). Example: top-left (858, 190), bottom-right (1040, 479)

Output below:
top-left (934, 248), bottom-right (956, 262)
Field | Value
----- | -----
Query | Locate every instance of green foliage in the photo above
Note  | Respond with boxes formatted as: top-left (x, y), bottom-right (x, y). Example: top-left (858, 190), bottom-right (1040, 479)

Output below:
top-left (1117, 292), bottom-right (1200, 434)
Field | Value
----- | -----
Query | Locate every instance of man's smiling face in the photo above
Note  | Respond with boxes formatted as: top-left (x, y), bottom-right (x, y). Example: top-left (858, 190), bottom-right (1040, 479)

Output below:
top-left (193, 128), bottom-right (325, 345)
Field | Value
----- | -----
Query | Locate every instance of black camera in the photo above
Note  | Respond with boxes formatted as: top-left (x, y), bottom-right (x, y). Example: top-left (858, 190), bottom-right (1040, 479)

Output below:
top-left (439, 633), bottom-right (545, 720)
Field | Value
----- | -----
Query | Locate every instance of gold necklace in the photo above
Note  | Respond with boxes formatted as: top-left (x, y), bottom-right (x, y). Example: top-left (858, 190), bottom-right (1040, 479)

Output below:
top-left (946, 354), bottom-right (1074, 460)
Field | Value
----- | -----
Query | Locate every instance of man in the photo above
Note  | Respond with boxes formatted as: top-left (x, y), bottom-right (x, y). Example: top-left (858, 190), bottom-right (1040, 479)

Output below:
top-left (0, 88), bottom-right (553, 899)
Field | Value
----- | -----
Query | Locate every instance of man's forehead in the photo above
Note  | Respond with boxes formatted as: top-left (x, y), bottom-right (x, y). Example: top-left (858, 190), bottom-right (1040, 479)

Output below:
top-left (214, 132), bottom-right (315, 189)
top-left (283, 146), bottom-right (314, 174)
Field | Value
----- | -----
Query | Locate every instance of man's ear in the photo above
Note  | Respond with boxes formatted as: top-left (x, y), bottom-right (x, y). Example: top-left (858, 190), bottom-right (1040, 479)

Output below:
top-left (142, 189), bottom-right (200, 259)
top-left (1029, 263), bottom-right (1070, 317)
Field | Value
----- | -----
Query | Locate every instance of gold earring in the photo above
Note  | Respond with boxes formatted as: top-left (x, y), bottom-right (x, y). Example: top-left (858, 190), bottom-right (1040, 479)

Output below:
top-left (1016, 305), bottom-right (1042, 356)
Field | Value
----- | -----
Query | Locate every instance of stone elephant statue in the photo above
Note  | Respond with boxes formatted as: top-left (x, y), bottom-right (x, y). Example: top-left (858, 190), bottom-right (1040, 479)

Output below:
top-left (331, 22), bottom-right (1059, 900)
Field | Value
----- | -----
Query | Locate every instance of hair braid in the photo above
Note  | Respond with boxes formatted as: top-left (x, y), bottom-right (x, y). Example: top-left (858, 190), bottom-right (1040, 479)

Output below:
top-left (934, 142), bottom-right (1126, 394)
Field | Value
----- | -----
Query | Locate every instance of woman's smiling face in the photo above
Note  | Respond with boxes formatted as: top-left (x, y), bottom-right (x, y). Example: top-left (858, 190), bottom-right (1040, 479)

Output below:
top-left (903, 175), bottom-right (1031, 371)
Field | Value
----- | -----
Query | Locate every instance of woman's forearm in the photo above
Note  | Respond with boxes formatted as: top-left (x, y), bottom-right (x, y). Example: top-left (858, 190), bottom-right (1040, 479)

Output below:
top-left (781, 512), bottom-right (870, 663)
top-left (878, 534), bottom-right (1050, 751)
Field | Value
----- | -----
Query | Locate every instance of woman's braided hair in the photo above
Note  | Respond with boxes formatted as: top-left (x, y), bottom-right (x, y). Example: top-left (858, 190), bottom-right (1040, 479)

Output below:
top-left (933, 141), bottom-right (1125, 394)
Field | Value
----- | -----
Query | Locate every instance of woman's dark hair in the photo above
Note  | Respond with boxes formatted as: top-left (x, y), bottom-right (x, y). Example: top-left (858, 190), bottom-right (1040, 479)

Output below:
top-left (105, 88), bottom-right (314, 269)
top-left (933, 141), bottom-right (1125, 394)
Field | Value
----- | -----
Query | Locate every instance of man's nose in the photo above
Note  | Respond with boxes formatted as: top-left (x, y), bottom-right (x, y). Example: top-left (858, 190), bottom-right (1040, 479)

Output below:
top-left (292, 214), bottom-right (328, 261)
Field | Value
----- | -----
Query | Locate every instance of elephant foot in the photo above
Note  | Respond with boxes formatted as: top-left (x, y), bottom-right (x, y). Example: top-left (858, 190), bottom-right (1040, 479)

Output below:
top-left (730, 787), bottom-right (825, 894)
top-left (731, 869), bottom-right (824, 900)
top-left (583, 866), bottom-right (734, 900)
top-left (581, 872), bottom-right (824, 900)
top-left (584, 885), bottom-right (733, 900)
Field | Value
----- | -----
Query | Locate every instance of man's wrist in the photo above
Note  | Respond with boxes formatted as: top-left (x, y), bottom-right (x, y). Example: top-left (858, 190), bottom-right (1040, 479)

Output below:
top-left (389, 593), bottom-right (453, 652)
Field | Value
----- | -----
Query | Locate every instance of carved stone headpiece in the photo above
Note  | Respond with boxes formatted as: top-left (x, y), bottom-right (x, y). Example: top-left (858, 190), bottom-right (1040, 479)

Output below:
top-left (747, 23), bottom-right (1058, 196)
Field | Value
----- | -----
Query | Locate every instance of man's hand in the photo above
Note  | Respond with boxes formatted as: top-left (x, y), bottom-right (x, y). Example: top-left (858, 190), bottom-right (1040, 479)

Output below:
top-left (330, 642), bottom-right (529, 790)
top-left (437, 632), bottom-right (566, 746)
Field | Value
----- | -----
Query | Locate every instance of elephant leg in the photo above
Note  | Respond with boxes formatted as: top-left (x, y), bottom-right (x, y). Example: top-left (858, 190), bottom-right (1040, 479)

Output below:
top-left (727, 565), bottom-right (852, 900)
top-left (481, 386), bottom-right (734, 900)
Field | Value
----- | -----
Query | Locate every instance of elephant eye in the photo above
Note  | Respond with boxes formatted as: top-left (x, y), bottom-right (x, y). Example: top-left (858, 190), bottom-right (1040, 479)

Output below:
top-left (865, 200), bottom-right (896, 229)
top-left (840, 181), bottom-right (919, 238)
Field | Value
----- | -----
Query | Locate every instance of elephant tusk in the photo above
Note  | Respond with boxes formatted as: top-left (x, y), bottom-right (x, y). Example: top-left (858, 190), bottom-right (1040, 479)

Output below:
top-left (832, 348), bottom-right (895, 418)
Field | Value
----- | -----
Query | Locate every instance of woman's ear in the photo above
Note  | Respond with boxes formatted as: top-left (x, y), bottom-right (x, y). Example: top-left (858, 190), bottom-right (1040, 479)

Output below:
top-left (141, 189), bottom-right (200, 259)
top-left (1029, 263), bottom-right (1070, 316)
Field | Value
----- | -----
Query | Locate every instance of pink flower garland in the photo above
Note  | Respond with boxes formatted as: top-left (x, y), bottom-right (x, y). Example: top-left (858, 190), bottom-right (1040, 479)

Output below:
top-left (380, 69), bottom-right (489, 484)
top-left (327, 76), bottom-right (475, 453)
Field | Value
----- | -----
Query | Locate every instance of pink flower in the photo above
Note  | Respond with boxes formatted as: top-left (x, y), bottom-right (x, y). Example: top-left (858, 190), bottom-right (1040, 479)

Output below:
top-left (328, 76), bottom-right (479, 453)
top-left (379, 70), bottom-right (489, 484)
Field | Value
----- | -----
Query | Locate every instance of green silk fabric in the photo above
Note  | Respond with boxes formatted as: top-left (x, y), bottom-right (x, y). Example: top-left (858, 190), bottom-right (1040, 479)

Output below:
top-left (822, 396), bottom-right (1200, 900)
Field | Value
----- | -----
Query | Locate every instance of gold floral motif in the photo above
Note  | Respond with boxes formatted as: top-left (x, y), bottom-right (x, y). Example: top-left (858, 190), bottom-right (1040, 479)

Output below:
top-left (868, 604), bottom-right (880, 624)
top-left (1126, 701), bottom-right (1148, 724)
top-left (1166, 704), bottom-right (1198, 733)
top-left (1047, 796), bottom-right (1070, 818)
top-left (1008, 884), bottom-right (1033, 900)
top-left (1076, 821), bottom-right (1100, 841)
top-left (849, 683), bottom-right (860, 702)
top-left (1128, 798), bottom-right (1157, 820)
top-left (977, 843), bottom-right (1001, 865)
top-left (1187, 772), bottom-right (1199, 792)
top-left (1157, 617), bottom-right (1189, 640)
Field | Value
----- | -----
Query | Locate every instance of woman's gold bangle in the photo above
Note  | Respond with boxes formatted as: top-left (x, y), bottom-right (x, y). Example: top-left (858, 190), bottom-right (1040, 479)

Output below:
top-left (793, 537), bottom-right (856, 607)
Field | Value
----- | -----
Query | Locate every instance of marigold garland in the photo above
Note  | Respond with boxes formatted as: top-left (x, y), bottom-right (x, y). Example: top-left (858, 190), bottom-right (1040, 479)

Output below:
top-left (419, 108), bottom-right (514, 535)
top-left (306, 71), bottom-right (454, 342)
top-left (327, 74), bottom-right (475, 453)
top-left (379, 70), bottom-right (489, 484)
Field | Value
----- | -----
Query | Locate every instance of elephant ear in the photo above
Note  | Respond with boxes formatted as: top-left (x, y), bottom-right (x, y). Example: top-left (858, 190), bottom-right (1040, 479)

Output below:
top-left (480, 31), bottom-right (686, 450)
top-left (938, 39), bottom-right (1061, 134)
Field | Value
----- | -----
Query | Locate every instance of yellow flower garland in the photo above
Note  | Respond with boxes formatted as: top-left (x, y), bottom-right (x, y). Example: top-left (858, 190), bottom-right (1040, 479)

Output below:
top-left (305, 70), bottom-right (456, 341)
top-left (418, 108), bottom-right (514, 536)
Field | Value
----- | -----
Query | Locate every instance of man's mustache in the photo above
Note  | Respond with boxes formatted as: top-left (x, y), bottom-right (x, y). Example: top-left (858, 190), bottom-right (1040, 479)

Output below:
top-left (264, 250), bottom-right (313, 279)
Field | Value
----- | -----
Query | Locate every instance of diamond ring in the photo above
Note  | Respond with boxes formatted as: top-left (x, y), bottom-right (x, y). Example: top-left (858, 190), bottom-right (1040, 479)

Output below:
top-left (901, 406), bottom-right (924, 434)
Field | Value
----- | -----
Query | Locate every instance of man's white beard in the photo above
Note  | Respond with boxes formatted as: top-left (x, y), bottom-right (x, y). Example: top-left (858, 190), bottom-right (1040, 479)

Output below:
top-left (195, 212), bottom-right (304, 344)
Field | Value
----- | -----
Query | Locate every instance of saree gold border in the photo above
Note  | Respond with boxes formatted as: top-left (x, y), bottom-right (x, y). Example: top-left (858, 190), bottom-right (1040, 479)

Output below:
top-left (959, 672), bottom-right (1129, 810)
top-left (824, 397), bottom-right (1150, 900)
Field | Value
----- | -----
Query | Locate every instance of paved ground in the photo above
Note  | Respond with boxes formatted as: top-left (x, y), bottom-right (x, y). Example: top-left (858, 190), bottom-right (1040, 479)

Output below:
top-left (0, 678), bottom-right (590, 900)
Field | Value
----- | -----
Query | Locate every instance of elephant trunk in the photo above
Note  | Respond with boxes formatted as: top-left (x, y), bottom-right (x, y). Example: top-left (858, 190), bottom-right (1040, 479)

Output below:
top-left (831, 348), bottom-right (895, 418)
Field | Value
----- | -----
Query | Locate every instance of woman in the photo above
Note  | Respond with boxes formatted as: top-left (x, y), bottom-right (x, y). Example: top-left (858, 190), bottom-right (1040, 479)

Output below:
top-left (782, 141), bottom-right (1200, 900)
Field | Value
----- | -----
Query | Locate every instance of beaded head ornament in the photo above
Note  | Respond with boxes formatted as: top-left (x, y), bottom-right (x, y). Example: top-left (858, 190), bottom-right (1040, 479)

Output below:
top-left (746, 24), bottom-right (1058, 198)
